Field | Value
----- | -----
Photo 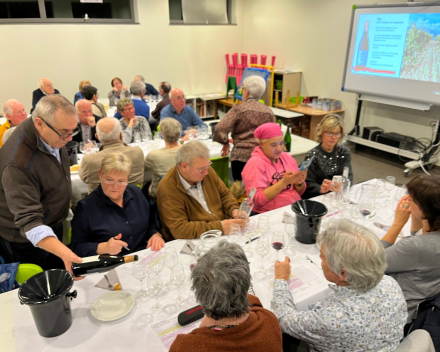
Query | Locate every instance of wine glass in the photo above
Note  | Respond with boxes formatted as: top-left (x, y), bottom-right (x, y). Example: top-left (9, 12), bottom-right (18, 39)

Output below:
top-left (192, 126), bottom-right (199, 139)
top-left (148, 272), bottom-right (163, 314)
top-left (141, 131), bottom-right (151, 143)
top-left (133, 132), bottom-right (141, 144)
top-left (283, 217), bottom-right (296, 257)
top-left (258, 215), bottom-right (270, 234)
top-left (199, 125), bottom-right (208, 140)
top-left (385, 176), bottom-right (396, 205)
top-left (164, 248), bottom-right (178, 289)
top-left (254, 235), bottom-right (270, 274)
top-left (375, 179), bottom-right (387, 207)
top-left (186, 127), bottom-right (195, 141)
top-left (133, 261), bottom-right (149, 300)
top-left (356, 203), bottom-right (373, 224)
top-left (271, 231), bottom-right (285, 261)
top-left (242, 219), bottom-right (257, 257)
top-left (150, 255), bottom-right (164, 275)
top-left (170, 264), bottom-right (186, 306)
top-left (229, 223), bottom-right (241, 243)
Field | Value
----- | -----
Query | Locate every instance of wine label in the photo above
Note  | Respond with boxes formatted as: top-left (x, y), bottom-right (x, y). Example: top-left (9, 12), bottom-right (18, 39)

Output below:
top-left (81, 255), bottom-right (100, 264)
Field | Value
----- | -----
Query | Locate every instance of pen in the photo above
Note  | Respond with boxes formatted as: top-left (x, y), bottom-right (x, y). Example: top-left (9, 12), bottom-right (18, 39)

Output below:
top-left (246, 236), bottom-right (260, 245)
top-left (114, 236), bottom-right (130, 251)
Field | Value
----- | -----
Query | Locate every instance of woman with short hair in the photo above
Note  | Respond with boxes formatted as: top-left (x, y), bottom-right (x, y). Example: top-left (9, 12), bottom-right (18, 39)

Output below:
top-left (108, 77), bottom-right (129, 107)
top-left (145, 118), bottom-right (182, 199)
top-left (170, 240), bottom-right (283, 352)
top-left (273, 219), bottom-right (407, 351)
top-left (71, 152), bottom-right (164, 257)
top-left (302, 114), bottom-right (353, 199)
top-left (382, 174), bottom-right (440, 325)
top-left (73, 80), bottom-right (91, 104)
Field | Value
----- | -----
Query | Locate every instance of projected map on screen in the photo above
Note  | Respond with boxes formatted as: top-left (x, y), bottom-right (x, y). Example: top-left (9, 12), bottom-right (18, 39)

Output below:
top-left (352, 13), bottom-right (440, 83)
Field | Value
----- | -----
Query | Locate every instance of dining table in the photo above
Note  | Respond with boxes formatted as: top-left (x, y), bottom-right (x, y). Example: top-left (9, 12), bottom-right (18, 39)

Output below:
top-left (0, 179), bottom-right (412, 352)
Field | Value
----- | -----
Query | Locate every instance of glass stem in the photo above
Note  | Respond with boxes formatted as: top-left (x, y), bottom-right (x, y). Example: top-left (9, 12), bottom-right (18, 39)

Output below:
top-left (140, 279), bottom-right (143, 291)
top-left (155, 295), bottom-right (158, 308)
top-left (177, 285), bottom-right (180, 299)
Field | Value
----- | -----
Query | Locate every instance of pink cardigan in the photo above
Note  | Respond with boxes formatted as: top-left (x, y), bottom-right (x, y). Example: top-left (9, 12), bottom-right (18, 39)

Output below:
top-left (241, 147), bottom-right (305, 214)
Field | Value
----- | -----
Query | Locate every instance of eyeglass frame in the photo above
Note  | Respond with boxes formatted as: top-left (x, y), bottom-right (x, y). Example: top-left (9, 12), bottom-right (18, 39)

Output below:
top-left (324, 131), bottom-right (342, 138)
top-left (187, 161), bottom-right (212, 174)
top-left (39, 118), bottom-right (79, 140)
top-left (102, 179), bottom-right (128, 187)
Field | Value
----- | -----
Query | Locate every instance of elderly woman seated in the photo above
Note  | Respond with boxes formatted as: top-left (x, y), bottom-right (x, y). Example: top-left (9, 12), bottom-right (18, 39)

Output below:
top-left (71, 152), bottom-right (164, 257)
top-left (302, 114), bottom-right (353, 199)
top-left (145, 118), bottom-right (182, 199)
top-left (108, 77), bottom-right (130, 107)
top-left (241, 123), bottom-right (306, 214)
top-left (117, 98), bottom-right (151, 144)
top-left (170, 240), bottom-right (282, 352)
top-left (273, 219), bottom-right (407, 351)
top-left (382, 174), bottom-right (440, 329)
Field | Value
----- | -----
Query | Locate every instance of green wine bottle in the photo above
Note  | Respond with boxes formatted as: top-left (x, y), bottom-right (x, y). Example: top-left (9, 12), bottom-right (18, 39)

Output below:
top-left (284, 126), bottom-right (291, 152)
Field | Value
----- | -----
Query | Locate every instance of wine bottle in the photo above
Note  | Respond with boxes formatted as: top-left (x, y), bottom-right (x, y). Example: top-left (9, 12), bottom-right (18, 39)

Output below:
top-left (356, 21), bottom-right (369, 68)
top-left (71, 254), bottom-right (138, 277)
top-left (284, 126), bottom-right (291, 152)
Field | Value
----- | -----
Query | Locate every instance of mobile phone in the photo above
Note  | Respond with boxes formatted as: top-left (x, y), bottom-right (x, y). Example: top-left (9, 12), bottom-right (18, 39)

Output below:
top-left (299, 156), bottom-right (315, 171)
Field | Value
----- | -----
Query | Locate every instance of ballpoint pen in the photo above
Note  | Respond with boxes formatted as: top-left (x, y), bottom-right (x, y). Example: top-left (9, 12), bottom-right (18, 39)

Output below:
top-left (114, 236), bottom-right (130, 251)
top-left (305, 255), bottom-right (322, 269)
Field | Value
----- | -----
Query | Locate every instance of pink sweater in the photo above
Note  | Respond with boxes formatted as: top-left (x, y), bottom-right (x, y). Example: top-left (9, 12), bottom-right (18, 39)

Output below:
top-left (242, 147), bottom-right (305, 214)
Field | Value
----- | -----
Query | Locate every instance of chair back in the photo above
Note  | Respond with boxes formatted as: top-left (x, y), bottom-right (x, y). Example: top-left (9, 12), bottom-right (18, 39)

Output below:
top-left (395, 329), bottom-right (435, 352)
top-left (16, 264), bottom-right (43, 285)
top-left (210, 156), bottom-right (229, 187)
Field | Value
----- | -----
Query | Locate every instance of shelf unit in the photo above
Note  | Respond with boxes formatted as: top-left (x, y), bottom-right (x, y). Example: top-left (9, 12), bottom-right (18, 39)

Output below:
top-left (185, 93), bottom-right (224, 120)
top-left (271, 71), bottom-right (302, 106)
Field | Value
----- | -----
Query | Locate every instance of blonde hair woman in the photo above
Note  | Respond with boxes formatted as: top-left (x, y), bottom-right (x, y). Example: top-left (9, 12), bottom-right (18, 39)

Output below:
top-left (71, 152), bottom-right (164, 257)
top-left (302, 114), bottom-right (353, 199)
top-left (73, 79), bottom-right (91, 104)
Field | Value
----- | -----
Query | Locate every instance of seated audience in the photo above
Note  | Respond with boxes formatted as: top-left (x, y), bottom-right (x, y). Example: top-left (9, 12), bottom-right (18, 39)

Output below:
top-left (382, 174), bottom-right (440, 326)
top-left (72, 100), bottom-right (99, 144)
top-left (1, 99), bottom-right (28, 147)
top-left (151, 81), bottom-right (171, 122)
top-left (115, 81), bottom-right (152, 126)
top-left (82, 86), bottom-right (107, 119)
top-left (170, 240), bottom-right (283, 352)
top-left (241, 123), bottom-right (306, 214)
top-left (108, 77), bottom-right (130, 107)
top-left (157, 140), bottom-right (245, 241)
top-left (214, 76), bottom-right (275, 181)
top-left (73, 80), bottom-right (91, 104)
top-left (160, 88), bottom-right (207, 140)
top-left (79, 117), bottom-right (144, 194)
top-left (145, 118), bottom-right (181, 199)
top-left (71, 152), bottom-right (164, 257)
top-left (31, 78), bottom-right (60, 112)
top-left (134, 74), bottom-right (160, 96)
top-left (2, 127), bottom-right (16, 145)
top-left (302, 114), bottom-right (353, 199)
top-left (272, 219), bottom-right (407, 351)
top-left (117, 98), bottom-right (151, 144)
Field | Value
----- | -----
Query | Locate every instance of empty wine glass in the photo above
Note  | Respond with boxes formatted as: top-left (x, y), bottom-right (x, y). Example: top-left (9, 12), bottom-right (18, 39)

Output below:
top-left (170, 264), bottom-right (186, 305)
top-left (283, 217), bottom-right (296, 257)
top-left (133, 261), bottom-right (149, 300)
top-left (229, 223), bottom-right (241, 243)
top-left (148, 272), bottom-right (163, 314)
top-left (271, 231), bottom-right (285, 261)
top-left (141, 131), bottom-right (151, 142)
top-left (258, 215), bottom-right (270, 234)
top-left (192, 126), bottom-right (199, 139)
top-left (242, 219), bottom-right (257, 257)
top-left (186, 127), bottom-right (195, 141)
top-left (385, 176), bottom-right (396, 205)
top-left (199, 125), bottom-right (208, 140)
top-left (150, 255), bottom-right (164, 274)
top-left (164, 248), bottom-right (178, 289)
top-left (254, 235), bottom-right (270, 274)
top-left (133, 132), bottom-right (141, 144)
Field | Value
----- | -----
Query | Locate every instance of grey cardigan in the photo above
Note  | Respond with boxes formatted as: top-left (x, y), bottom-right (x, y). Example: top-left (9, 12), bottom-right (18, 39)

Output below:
top-left (382, 232), bottom-right (440, 322)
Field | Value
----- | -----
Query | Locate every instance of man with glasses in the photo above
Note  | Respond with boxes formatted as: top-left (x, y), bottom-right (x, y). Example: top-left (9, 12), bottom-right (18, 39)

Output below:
top-left (0, 95), bottom-right (83, 274)
top-left (160, 88), bottom-right (207, 141)
top-left (72, 99), bottom-right (99, 144)
top-left (157, 140), bottom-right (246, 241)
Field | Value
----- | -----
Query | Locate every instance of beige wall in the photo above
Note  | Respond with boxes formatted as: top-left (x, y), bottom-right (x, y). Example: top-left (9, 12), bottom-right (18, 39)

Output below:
top-left (0, 0), bottom-right (245, 112)
top-left (242, 0), bottom-right (440, 145)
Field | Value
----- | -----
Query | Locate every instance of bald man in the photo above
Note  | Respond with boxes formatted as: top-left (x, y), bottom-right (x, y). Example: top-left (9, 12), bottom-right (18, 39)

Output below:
top-left (160, 88), bottom-right (206, 141)
top-left (31, 78), bottom-right (60, 112)
top-left (0, 100), bottom-right (28, 147)
top-left (79, 117), bottom-right (144, 193)
top-left (72, 99), bottom-right (100, 144)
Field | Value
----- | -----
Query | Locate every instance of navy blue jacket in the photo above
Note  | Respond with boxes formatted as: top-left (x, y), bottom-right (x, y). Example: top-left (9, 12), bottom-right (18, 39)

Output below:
top-left (31, 88), bottom-right (61, 112)
top-left (70, 185), bottom-right (158, 257)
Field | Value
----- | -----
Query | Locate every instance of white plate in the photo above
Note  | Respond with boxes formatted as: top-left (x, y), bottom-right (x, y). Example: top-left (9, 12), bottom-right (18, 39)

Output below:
top-left (91, 291), bottom-right (135, 322)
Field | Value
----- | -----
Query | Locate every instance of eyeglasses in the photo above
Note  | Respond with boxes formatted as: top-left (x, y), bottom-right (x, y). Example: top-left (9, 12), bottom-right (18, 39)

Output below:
top-left (123, 106), bottom-right (135, 112)
top-left (103, 179), bottom-right (128, 187)
top-left (325, 131), bottom-right (342, 138)
top-left (189, 161), bottom-right (212, 173)
top-left (40, 118), bottom-right (79, 140)
top-left (172, 96), bottom-right (186, 101)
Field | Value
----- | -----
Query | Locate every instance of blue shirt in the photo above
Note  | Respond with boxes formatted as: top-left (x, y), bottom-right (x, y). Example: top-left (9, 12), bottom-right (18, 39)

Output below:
top-left (73, 91), bottom-right (83, 104)
top-left (40, 138), bottom-right (61, 163)
top-left (70, 185), bottom-right (158, 257)
top-left (160, 105), bottom-right (207, 136)
top-left (114, 97), bottom-right (150, 120)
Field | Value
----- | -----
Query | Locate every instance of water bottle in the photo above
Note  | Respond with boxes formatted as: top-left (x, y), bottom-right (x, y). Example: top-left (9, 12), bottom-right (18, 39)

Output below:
top-left (342, 167), bottom-right (351, 205)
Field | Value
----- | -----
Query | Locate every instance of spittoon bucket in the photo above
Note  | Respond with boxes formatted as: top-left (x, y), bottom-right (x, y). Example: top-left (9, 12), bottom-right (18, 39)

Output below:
top-left (291, 200), bottom-right (327, 244)
top-left (66, 141), bottom-right (78, 166)
top-left (18, 269), bottom-right (77, 338)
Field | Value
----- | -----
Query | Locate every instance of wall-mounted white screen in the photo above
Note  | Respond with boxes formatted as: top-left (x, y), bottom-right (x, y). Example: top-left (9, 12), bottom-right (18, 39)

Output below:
top-left (342, 4), bottom-right (440, 106)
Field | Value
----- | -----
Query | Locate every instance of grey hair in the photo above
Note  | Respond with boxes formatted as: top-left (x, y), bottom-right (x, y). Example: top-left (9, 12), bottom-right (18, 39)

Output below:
top-left (159, 118), bottom-right (181, 143)
top-left (317, 219), bottom-right (386, 293)
top-left (32, 95), bottom-right (77, 124)
top-left (131, 81), bottom-right (146, 96)
top-left (97, 117), bottom-right (121, 144)
top-left (191, 240), bottom-right (251, 320)
top-left (176, 140), bottom-right (209, 165)
top-left (2, 126), bottom-right (16, 144)
top-left (134, 75), bottom-right (145, 83)
top-left (2, 99), bottom-right (20, 117)
top-left (243, 75), bottom-right (266, 99)
top-left (38, 79), bottom-right (45, 88)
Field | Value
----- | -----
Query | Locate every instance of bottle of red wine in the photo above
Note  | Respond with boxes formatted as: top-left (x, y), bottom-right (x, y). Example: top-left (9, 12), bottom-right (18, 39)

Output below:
top-left (71, 254), bottom-right (138, 277)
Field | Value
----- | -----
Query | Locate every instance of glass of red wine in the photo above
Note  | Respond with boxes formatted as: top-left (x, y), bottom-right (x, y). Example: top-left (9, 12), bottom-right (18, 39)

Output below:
top-left (271, 231), bottom-right (286, 261)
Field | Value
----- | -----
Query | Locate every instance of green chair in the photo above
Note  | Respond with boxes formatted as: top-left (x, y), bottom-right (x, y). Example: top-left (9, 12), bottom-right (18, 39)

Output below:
top-left (210, 156), bottom-right (229, 188)
top-left (16, 264), bottom-right (43, 285)
top-left (226, 76), bottom-right (237, 99)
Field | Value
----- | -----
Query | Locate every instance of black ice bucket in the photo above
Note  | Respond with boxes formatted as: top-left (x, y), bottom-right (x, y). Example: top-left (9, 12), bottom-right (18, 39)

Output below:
top-left (291, 200), bottom-right (327, 244)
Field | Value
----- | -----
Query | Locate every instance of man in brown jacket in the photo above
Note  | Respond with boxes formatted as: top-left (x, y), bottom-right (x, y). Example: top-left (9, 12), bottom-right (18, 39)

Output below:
top-left (0, 95), bottom-right (82, 272)
top-left (157, 140), bottom-right (245, 241)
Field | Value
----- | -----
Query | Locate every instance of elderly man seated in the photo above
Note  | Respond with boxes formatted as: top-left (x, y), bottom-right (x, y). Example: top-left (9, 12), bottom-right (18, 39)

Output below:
top-left (157, 140), bottom-right (245, 241)
top-left (170, 241), bottom-right (283, 352)
top-left (160, 88), bottom-right (207, 141)
top-left (272, 219), bottom-right (407, 351)
top-left (79, 117), bottom-right (144, 193)
top-left (134, 74), bottom-right (159, 96)
top-left (0, 99), bottom-right (28, 147)
top-left (31, 78), bottom-right (60, 112)
top-left (72, 99), bottom-right (100, 144)
top-left (117, 98), bottom-right (151, 144)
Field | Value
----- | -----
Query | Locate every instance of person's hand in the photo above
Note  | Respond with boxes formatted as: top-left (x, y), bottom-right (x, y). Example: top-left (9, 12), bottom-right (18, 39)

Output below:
top-left (112, 86), bottom-right (118, 92)
top-left (275, 256), bottom-right (291, 281)
top-left (320, 179), bottom-right (332, 194)
top-left (122, 85), bottom-right (127, 91)
top-left (128, 117), bottom-right (139, 128)
top-left (87, 115), bottom-right (96, 128)
top-left (147, 233), bottom-right (165, 251)
top-left (222, 219), bottom-right (247, 234)
top-left (282, 170), bottom-right (306, 187)
top-left (393, 195), bottom-right (411, 227)
top-left (181, 134), bottom-right (189, 141)
top-left (105, 233), bottom-right (128, 255)
top-left (63, 251), bottom-right (85, 281)
top-left (221, 144), bottom-right (230, 157)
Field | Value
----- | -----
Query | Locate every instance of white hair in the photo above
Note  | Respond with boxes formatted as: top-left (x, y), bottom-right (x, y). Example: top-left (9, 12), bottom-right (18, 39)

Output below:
top-left (134, 75), bottom-right (145, 83)
top-left (160, 118), bottom-right (182, 143)
top-left (2, 126), bottom-right (16, 144)
top-left (317, 219), bottom-right (387, 293)
top-left (243, 76), bottom-right (266, 99)
top-left (131, 81), bottom-right (146, 96)
top-left (32, 95), bottom-right (77, 124)
top-left (176, 140), bottom-right (209, 165)
top-left (97, 117), bottom-right (121, 144)
top-left (2, 99), bottom-right (20, 117)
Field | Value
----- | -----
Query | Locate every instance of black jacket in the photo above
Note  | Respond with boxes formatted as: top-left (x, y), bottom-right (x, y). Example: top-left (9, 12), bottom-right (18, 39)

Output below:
top-left (31, 89), bottom-right (61, 112)
top-left (72, 118), bottom-right (100, 144)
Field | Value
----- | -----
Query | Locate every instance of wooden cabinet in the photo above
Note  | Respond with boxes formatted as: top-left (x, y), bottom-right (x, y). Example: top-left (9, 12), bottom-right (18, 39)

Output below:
top-left (271, 71), bottom-right (301, 107)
